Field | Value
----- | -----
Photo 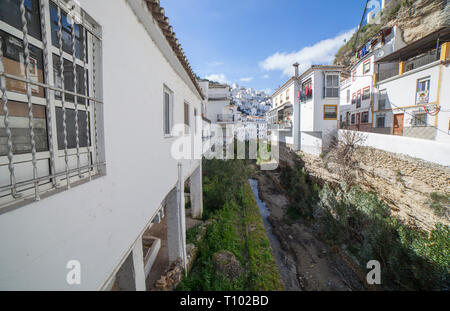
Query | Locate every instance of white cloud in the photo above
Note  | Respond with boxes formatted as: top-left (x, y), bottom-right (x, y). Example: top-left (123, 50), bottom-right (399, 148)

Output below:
top-left (259, 28), bottom-right (356, 76)
top-left (204, 73), bottom-right (230, 84)
top-left (262, 74), bottom-right (270, 79)
top-left (240, 77), bottom-right (253, 82)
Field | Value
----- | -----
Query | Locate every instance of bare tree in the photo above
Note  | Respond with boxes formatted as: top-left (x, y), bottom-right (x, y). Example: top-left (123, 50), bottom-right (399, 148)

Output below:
top-left (323, 130), bottom-right (367, 188)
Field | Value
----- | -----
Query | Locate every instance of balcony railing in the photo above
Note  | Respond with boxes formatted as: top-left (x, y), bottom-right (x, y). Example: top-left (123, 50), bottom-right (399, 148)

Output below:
top-left (405, 52), bottom-right (439, 73)
top-left (217, 114), bottom-right (236, 122)
top-left (378, 66), bottom-right (399, 82)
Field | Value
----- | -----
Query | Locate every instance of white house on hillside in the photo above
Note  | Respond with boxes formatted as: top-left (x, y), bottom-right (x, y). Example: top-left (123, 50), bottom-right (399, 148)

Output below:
top-left (268, 64), bottom-right (342, 155)
top-left (339, 25), bottom-right (406, 132)
top-left (0, 0), bottom-right (205, 290)
top-left (373, 27), bottom-right (450, 143)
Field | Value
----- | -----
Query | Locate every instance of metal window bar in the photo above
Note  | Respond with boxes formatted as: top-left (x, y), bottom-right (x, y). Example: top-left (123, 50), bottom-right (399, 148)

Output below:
top-left (0, 0), bottom-right (105, 207)
top-left (82, 13), bottom-right (91, 180)
top-left (57, 3), bottom-right (70, 189)
top-left (70, 11), bottom-right (81, 178)
top-left (92, 36), bottom-right (99, 167)
top-left (40, 0), bottom-right (56, 187)
top-left (20, 0), bottom-right (40, 201)
top-left (0, 36), bottom-right (20, 199)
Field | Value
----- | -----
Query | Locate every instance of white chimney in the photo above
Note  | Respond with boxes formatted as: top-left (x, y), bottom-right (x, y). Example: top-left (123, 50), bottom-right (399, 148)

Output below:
top-left (293, 62), bottom-right (299, 77)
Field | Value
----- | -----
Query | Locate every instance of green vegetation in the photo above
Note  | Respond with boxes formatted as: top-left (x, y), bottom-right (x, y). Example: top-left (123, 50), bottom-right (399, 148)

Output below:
top-left (178, 158), bottom-right (283, 291)
top-left (315, 184), bottom-right (449, 290)
top-left (279, 158), bottom-right (321, 220)
top-left (278, 158), bottom-right (450, 290)
top-left (334, 0), bottom-right (411, 66)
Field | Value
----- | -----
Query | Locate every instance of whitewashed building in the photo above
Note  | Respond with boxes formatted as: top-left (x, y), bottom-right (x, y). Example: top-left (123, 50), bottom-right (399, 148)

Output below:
top-left (373, 27), bottom-right (450, 143)
top-left (268, 64), bottom-right (342, 155)
top-left (0, 0), bottom-right (205, 290)
top-left (339, 25), bottom-right (406, 132)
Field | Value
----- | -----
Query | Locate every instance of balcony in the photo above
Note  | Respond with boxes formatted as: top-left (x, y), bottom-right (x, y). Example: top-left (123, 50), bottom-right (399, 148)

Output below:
top-left (217, 114), bottom-right (236, 123)
top-left (404, 51), bottom-right (439, 73)
top-left (378, 65), bottom-right (399, 82)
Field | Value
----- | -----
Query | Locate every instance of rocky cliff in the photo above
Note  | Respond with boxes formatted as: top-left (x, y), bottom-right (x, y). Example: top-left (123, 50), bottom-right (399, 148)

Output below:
top-left (334, 0), bottom-right (450, 74)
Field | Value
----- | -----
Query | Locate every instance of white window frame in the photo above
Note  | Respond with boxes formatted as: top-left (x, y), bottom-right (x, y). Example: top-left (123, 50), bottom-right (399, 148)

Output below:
top-left (324, 73), bottom-right (339, 98)
top-left (378, 89), bottom-right (387, 110)
top-left (416, 77), bottom-right (430, 105)
top-left (0, 0), bottom-right (104, 209)
top-left (184, 102), bottom-right (190, 135)
top-left (163, 85), bottom-right (174, 137)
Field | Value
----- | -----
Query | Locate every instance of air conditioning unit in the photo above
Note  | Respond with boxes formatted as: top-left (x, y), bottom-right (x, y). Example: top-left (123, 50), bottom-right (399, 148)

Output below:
top-left (416, 90), bottom-right (429, 104)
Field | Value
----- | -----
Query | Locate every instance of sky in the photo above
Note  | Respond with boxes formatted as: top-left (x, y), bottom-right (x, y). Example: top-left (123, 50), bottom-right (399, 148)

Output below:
top-left (161, 0), bottom-right (377, 95)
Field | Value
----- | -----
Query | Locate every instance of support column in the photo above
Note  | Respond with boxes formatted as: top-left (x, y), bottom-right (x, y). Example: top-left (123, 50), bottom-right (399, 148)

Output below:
top-left (399, 61), bottom-right (405, 75)
top-left (115, 238), bottom-right (146, 291)
top-left (190, 163), bottom-right (203, 219)
top-left (166, 171), bottom-right (187, 266)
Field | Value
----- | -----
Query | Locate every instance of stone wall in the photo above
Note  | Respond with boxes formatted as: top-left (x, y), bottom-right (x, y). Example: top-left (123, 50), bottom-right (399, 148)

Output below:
top-left (298, 146), bottom-right (449, 231)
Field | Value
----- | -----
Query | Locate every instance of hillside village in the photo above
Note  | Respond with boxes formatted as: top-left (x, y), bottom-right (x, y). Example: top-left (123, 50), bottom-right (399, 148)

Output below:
top-left (0, 0), bottom-right (448, 294)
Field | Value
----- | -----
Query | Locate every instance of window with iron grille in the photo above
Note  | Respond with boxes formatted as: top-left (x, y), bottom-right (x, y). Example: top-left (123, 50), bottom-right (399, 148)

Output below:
top-left (324, 73), bottom-right (339, 98)
top-left (376, 115), bottom-right (385, 128)
top-left (362, 86), bottom-right (370, 101)
top-left (361, 111), bottom-right (369, 123)
top-left (412, 112), bottom-right (427, 127)
top-left (301, 78), bottom-right (312, 102)
top-left (0, 0), bottom-right (104, 209)
top-left (351, 114), bottom-right (355, 124)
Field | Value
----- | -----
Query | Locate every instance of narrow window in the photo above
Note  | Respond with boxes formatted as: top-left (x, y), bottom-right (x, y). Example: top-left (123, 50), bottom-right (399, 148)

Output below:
top-left (184, 102), bottom-right (190, 135)
top-left (346, 89), bottom-right (350, 103)
top-left (363, 60), bottom-right (370, 74)
top-left (163, 88), bottom-right (172, 136)
top-left (416, 78), bottom-right (430, 105)
top-left (378, 90), bottom-right (387, 110)
top-left (356, 91), bottom-right (361, 108)
top-left (194, 108), bottom-right (198, 135)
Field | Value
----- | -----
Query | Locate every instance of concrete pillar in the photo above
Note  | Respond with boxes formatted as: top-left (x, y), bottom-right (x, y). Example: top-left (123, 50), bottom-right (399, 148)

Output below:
top-left (115, 238), bottom-right (146, 291)
top-left (190, 164), bottom-right (203, 219)
top-left (166, 173), bottom-right (186, 266)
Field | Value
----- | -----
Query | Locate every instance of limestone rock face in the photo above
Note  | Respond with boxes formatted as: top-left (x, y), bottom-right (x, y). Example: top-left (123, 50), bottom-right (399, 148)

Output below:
top-left (334, 0), bottom-right (450, 73)
top-left (212, 250), bottom-right (243, 281)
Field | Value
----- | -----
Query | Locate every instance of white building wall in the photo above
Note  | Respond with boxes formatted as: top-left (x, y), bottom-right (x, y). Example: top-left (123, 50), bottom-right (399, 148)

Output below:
top-left (0, 0), bottom-right (202, 290)
top-left (374, 61), bottom-right (448, 143)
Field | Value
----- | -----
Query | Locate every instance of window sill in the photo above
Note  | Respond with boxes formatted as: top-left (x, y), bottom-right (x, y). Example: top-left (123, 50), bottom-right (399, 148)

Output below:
top-left (0, 169), bottom-right (107, 216)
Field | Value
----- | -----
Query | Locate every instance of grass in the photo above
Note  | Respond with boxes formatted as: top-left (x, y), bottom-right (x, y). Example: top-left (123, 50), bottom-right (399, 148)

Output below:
top-left (177, 157), bottom-right (282, 291)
